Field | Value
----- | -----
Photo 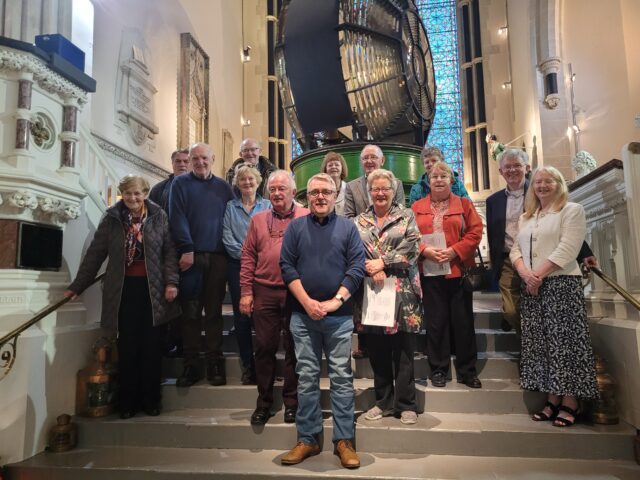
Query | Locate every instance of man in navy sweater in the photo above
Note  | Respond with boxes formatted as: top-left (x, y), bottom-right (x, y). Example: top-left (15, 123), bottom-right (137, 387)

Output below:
top-left (169, 142), bottom-right (234, 387)
top-left (280, 173), bottom-right (365, 469)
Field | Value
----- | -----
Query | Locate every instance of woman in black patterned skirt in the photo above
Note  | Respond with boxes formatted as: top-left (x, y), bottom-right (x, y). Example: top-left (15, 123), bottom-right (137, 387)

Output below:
top-left (510, 166), bottom-right (597, 427)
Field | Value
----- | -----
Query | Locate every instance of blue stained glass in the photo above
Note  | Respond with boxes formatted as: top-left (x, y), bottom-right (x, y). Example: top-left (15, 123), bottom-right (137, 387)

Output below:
top-left (417, 0), bottom-right (463, 176)
top-left (292, 0), bottom-right (463, 178)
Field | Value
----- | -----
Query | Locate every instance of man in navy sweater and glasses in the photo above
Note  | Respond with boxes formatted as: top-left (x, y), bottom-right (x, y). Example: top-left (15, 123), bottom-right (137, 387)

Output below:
top-left (280, 173), bottom-right (365, 469)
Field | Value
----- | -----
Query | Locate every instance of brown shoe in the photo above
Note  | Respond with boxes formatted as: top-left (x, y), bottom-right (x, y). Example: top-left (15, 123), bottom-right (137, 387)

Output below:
top-left (334, 439), bottom-right (360, 469)
top-left (281, 442), bottom-right (321, 465)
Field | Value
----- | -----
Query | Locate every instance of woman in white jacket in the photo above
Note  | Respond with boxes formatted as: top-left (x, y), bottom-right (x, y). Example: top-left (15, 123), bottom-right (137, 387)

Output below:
top-left (510, 166), bottom-right (597, 427)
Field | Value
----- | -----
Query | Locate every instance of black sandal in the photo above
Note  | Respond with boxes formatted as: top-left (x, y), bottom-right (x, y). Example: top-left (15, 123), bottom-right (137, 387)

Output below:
top-left (553, 404), bottom-right (579, 427)
top-left (532, 401), bottom-right (560, 421)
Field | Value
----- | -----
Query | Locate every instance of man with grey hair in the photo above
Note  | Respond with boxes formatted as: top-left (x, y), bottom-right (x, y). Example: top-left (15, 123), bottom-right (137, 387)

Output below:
top-left (344, 144), bottom-right (405, 218)
top-left (280, 173), bottom-right (365, 469)
top-left (240, 170), bottom-right (309, 426)
top-left (225, 138), bottom-right (277, 197)
top-left (169, 142), bottom-right (234, 387)
top-left (486, 149), bottom-right (596, 334)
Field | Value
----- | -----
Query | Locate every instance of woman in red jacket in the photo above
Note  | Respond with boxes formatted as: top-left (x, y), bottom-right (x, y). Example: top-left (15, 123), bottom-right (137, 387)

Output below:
top-left (411, 161), bottom-right (483, 389)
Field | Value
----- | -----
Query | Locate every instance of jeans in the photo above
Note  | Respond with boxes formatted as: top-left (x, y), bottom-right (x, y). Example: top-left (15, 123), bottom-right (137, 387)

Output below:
top-left (227, 258), bottom-right (254, 370)
top-left (289, 312), bottom-right (354, 445)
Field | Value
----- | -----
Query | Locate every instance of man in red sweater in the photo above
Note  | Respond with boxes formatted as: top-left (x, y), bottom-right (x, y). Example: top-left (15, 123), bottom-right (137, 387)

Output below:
top-left (240, 170), bottom-right (309, 426)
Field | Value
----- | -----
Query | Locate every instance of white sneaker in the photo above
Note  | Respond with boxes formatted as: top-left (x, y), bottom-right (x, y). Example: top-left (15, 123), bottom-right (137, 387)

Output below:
top-left (363, 406), bottom-right (383, 421)
top-left (400, 411), bottom-right (418, 424)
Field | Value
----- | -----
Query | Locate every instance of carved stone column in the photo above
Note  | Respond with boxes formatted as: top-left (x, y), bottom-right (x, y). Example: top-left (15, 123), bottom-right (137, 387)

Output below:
top-left (538, 56), bottom-right (561, 110)
top-left (15, 77), bottom-right (33, 149)
top-left (60, 100), bottom-right (79, 168)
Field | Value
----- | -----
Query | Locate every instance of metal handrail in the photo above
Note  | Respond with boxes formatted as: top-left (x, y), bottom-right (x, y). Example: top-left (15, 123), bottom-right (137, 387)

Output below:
top-left (0, 273), bottom-right (105, 382)
top-left (584, 265), bottom-right (640, 311)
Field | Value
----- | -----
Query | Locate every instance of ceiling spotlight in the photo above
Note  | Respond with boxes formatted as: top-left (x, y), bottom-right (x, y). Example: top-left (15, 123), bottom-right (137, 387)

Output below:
top-left (241, 46), bottom-right (251, 62)
top-left (571, 73), bottom-right (576, 82)
top-left (498, 26), bottom-right (508, 36)
top-left (241, 117), bottom-right (251, 127)
top-left (572, 124), bottom-right (581, 134)
top-left (502, 81), bottom-right (512, 89)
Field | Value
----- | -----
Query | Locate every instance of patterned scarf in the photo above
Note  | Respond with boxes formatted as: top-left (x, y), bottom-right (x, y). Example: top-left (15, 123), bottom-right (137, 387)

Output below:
top-left (123, 204), bottom-right (146, 267)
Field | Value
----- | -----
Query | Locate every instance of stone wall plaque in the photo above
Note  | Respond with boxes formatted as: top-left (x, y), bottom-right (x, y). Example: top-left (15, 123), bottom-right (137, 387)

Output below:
top-left (178, 33), bottom-right (209, 148)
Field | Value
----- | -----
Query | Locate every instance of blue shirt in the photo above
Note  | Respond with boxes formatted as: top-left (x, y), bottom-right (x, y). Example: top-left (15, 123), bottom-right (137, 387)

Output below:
top-left (222, 196), bottom-right (271, 260)
top-left (168, 172), bottom-right (235, 254)
top-left (409, 171), bottom-right (470, 205)
top-left (280, 211), bottom-right (365, 316)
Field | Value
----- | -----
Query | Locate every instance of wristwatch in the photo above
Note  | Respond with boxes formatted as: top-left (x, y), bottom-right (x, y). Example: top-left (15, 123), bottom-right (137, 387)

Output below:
top-left (335, 293), bottom-right (345, 304)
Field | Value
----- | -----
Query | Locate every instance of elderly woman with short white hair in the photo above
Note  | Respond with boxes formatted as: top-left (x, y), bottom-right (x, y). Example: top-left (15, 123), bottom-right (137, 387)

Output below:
top-left (65, 174), bottom-right (179, 418)
top-left (353, 168), bottom-right (423, 425)
top-left (223, 165), bottom-right (271, 384)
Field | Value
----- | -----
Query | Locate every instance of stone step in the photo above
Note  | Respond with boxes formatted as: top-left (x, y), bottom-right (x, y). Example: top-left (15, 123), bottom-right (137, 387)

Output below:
top-left (215, 328), bottom-right (519, 355)
top-left (163, 351), bottom-right (521, 381)
top-left (8, 446), bottom-right (640, 479)
top-left (161, 377), bottom-right (546, 414)
top-left (71, 409), bottom-right (636, 461)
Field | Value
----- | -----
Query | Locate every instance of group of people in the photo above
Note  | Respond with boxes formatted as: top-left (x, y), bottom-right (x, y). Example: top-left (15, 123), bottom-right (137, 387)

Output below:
top-left (66, 137), bottom-right (598, 469)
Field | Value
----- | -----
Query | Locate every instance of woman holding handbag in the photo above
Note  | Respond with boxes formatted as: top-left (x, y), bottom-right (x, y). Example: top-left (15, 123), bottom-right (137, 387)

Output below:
top-left (411, 161), bottom-right (483, 389)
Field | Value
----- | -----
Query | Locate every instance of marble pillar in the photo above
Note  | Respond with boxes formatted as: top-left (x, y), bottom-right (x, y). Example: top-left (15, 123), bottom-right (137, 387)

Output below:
top-left (15, 79), bottom-right (32, 149)
top-left (60, 104), bottom-right (79, 168)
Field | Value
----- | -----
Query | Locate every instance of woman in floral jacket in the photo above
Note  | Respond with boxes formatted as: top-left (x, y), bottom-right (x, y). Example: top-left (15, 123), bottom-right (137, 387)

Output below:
top-left (353, 169), bottom-right (423, 425)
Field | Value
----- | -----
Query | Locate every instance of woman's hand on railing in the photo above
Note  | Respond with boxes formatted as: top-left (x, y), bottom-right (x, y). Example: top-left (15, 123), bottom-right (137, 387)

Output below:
top-left (165, 285), bottom-right (178, 302)
top-left (63, 290), bottom-right (78, 301)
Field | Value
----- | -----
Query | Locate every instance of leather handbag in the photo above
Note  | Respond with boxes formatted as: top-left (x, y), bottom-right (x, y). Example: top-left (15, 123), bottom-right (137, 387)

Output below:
top-left (461, 248), bottom-right (489, 292)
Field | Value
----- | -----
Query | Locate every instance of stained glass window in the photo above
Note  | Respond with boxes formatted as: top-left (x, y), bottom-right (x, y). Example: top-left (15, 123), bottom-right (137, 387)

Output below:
top-left (416, 0), bottom-right (463, 176)
top-left (291, 0), bottom-right (463, 176)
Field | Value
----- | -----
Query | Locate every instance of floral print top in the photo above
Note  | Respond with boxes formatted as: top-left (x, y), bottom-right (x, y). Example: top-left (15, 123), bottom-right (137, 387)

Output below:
top-left (352, 203), bottom-right (423, 335)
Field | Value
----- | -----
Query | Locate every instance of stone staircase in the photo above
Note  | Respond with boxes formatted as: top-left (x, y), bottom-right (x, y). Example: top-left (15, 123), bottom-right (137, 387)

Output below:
top-left (5, 294), bottom-right (640, 479)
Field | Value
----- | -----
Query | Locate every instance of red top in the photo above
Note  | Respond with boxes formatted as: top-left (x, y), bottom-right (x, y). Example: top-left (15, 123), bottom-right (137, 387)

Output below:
top-left (240, 205), bottom-right (310, 296)
top-left (411, 194), bottom-right (482, 278)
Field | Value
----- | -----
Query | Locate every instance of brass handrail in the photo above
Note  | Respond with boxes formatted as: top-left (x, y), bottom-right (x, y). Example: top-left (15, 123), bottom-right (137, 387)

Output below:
top-left (0, 273), bottom-right (105, 382)
top-left (584, 265), bottom-right (640, 311)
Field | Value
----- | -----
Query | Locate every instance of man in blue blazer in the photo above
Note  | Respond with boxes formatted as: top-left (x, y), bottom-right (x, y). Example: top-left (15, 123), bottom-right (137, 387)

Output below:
top-left (486, 149), bottom-right (596, 335)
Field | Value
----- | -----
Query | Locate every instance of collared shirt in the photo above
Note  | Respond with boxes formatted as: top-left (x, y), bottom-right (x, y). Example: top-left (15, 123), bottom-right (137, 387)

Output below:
top-left (240, 204), bottom-right (309, 295)
top-left (222, 196), bottom-right (271, 260)
top-left (504, 186), bottom-right (525, 251)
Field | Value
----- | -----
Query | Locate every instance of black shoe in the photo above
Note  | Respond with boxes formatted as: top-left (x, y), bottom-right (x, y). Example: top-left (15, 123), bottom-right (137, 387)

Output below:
top-left (458, 375), bottom-right (482, 389)
top-left (500, 319), bottom-right (513, 332)
top-left (207, 359), bottom-right (226, 386)
top-left (176, 365), bottom-right (201, 388)
top-left (431, 372), bottom-right (446, 388)
top-left (251, 407), bottom-right (273, 425)
top-left (241, 367), bottom-right (257, 385)
top-left (119, 409), bottom-right (136, 419)
top-left (284, 407), bottom-right (297, 424)
top-left (143, 405), bottom-right (161, 416)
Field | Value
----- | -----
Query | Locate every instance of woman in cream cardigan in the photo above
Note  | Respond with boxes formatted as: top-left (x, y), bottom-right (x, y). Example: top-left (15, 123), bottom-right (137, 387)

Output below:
top-left (510, 166), bottom-right (597, 427)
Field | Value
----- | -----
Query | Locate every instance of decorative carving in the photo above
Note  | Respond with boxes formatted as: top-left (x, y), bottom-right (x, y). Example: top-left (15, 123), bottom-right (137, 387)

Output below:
top-left (0, 48), bottom-right (88, 106)
top-left (39, 197), bottom-right (61, 213)
top-left (61, 203), bottom-right (81, 220)
top-left (538, 56), bottom-right (562, 76)
top-left (544, 93), bottom-right (560, 109)
top-left (91, 133), bottom-right (169, 178)
top-left (115, 29), bottom-right (159, 148)
top-left (629, 142), bottom-right (640, 154)
top-left (30, 113), bottom-right (56, 150)
top-left (572, 150), bottom-right (597, 179)
top-left (178, 33), bottom-right (209, 147)
top-left (8, 191), bottom-right (38, 210)
top-left (0, 336), bottom-right (17, 382)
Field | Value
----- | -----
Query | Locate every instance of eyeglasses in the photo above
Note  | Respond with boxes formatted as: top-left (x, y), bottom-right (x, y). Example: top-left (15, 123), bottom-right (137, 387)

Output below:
top-left (369, 187), bottom-right (393, 194)
top-left (241, 147), bottom-right (259, 153)
top-left (307, 189), bottom-right (335, 198)
top-left (502, 164), bottom-right (524, 172)
top-left (268, 186), bottom-right (290, 193)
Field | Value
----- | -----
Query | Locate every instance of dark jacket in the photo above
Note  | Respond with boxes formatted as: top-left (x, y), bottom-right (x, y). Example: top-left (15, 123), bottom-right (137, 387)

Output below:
top-left (148, 174), bottom-right (175, 212)
top-left (486, 180), bottom-right (593, 282)
top-left (225, 156), bottom-right (277, 198)
top-left (68, 200), bottom-right (180, 330)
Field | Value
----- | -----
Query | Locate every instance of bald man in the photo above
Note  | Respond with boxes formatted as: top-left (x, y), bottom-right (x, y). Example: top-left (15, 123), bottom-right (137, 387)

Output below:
top-left (225, 138), bottom-right (277, 198)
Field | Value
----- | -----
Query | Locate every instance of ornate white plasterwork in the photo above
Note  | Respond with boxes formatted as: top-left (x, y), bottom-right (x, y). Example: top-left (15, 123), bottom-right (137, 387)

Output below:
top-left (572, 150), bottom-right (597, 179)
top-left (0, 190), bottom-right (81, 224)
top-left (91, 132), bottom-right (169, 180)
top-left (0, 47), bottom-right (88, 106)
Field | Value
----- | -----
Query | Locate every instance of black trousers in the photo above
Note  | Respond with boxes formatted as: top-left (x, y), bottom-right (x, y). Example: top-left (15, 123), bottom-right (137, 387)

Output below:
top-left (180, 252), bottom-right (228, 366)
top-left (117, 276), bottom-right (163, 410)
top-left (421, 276), bottom-right (477, 379)
top-left (367, 331), bottom-right (417, 414)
